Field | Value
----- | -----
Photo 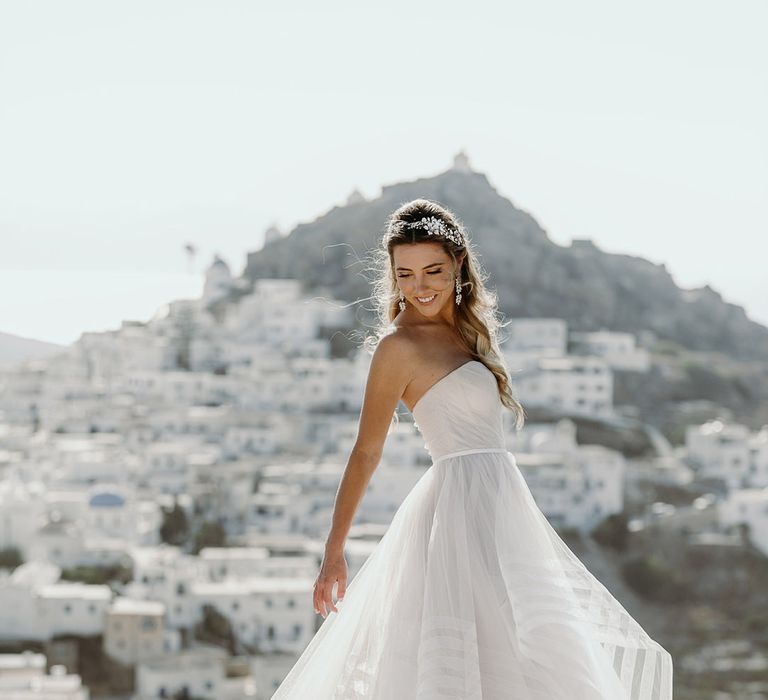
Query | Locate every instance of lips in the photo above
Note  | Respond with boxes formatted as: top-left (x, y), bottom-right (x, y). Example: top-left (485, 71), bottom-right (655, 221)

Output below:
top-left (416, 294), bottom-right (437, 305)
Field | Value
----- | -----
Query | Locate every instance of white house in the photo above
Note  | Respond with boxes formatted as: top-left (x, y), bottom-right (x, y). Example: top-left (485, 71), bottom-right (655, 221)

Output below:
top-left (246, 489), bottom-right (311, 536)
top-left (198, 547), bottom-right (270, 581)
top-left (515, 445), bottom-right (625, 533)
top-left (686, 420), bottom-right (768, 489)
top-left (125, 546), bottom-right (200, 630)
top-left (718, 488), bottom-right (768, 556)
top-left (191, 577), bottom-right (315, 653)
top-left (514, 356), bottom-right (614, 418)
top-left (37, 582), bottom-right (112, 638)
top-left (0, 479), bottom-right (46, 559)
top-left (569, 329), bottom-right (650, 372)
top-left (103, 597), bottom-right (166, 666)
top-left (0, 652), bottom-right (89, 700)
top-left (502, 318), bottom-right (568, 367)
top-left (86, 488), bottom-right (133, 539)
top-left (29, 517), bottom-right (85, 569)
top-left (136, 647), bottom-right (227, 700)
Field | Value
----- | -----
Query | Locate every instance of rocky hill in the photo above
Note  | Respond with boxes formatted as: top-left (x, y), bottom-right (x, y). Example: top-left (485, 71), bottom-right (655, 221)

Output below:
top-left (242, 161), bottom-right (767, 362)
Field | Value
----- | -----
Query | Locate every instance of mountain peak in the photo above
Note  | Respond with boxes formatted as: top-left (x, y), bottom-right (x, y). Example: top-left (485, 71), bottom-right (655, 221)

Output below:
top-left (241, 159), bottom-right (767, 361)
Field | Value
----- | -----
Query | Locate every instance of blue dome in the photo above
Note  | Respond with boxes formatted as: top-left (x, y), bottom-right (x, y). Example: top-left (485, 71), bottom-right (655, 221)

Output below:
top-left (89, 492), bottom-right (126, 508)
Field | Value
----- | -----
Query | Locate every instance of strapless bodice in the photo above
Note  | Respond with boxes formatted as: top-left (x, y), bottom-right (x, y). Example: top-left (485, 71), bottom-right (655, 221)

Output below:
top-left (411, 360), bottom-right (506, 462)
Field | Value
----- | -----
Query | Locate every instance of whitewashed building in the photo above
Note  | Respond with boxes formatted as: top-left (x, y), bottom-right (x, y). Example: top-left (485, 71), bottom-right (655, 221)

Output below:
top-left (685, 420), bottom-right (768, 489)
top-left (569, 329), bottom-right (650, 372)
top-left (502, 318), bottom-right (568, 368)
top-left (247, 489), bottom-right (312, 536)
top-left (718, 488), bottom-right (768, 556)
top-left (190, 577), bottom-right (315, 653)
top-left (0, 567), bottom-right (111, 643)
top-left (514, 356), bottom-right (614, 417)
top-left (0, 652), bottom-right (89, 700)
top-left (0, 479), bottom-right (46, 558)
top-left (125, 546), bottom-right (200, 630)
top-left (37, 582), bottom-right (112, 638)
top-left (515, 445), bottom-right (625, 533)
top-left (198, 547), bottom-right (269, 581)
top-left (136, 647), bottom-right (227, 700)
top-left (103, 597), bottom-right (166, 666)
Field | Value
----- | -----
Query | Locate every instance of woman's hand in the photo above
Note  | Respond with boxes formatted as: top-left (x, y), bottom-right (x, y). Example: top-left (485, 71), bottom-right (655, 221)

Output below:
top-left (313, 549), bottom-right (348, 618)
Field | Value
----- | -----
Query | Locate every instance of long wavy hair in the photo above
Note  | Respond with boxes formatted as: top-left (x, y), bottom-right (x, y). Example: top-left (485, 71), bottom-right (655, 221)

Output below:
top-left (364, 198), bottom-right (526, 431)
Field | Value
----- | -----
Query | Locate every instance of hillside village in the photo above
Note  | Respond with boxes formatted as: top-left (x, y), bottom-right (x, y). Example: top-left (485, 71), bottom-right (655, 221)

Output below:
top-left (1, 256), bottom-right (767, 698)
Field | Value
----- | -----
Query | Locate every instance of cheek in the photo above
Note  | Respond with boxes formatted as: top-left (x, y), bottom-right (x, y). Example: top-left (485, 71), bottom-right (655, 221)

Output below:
top-left (433, 272), bottom-right (453, 287)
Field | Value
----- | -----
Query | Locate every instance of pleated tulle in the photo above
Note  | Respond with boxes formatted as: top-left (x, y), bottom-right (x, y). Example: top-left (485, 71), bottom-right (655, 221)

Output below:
top-left (271, 451), bottom-right (673, 700)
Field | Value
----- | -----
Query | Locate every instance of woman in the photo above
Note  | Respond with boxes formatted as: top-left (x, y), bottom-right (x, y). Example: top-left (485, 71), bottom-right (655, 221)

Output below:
top-left (272, 199), bottom-right (673, 699)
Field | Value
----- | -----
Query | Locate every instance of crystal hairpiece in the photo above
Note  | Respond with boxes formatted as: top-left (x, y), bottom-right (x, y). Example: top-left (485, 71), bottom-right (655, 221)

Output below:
top-left (404, 216), bottom-right (464, 247)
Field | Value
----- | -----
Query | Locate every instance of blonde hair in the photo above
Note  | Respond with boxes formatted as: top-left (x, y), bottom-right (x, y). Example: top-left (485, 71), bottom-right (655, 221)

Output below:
top-left (363, 198), bottom-right (526, 431)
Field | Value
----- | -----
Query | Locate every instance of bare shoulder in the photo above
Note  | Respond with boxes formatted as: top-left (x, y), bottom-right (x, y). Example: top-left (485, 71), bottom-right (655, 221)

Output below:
top-left (369, 328), bottom-right (417, 385)
top-left (352, 330), bottom-right (418, 462)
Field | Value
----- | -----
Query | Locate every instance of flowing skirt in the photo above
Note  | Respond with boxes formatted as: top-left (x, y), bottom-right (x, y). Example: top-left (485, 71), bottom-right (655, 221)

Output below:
top-left (271, 449), bottom-right (673, 699)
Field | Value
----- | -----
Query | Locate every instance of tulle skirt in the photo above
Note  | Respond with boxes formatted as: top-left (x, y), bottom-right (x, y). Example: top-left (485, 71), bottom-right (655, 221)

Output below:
top-left (271, 449), bottom-right (673, 699)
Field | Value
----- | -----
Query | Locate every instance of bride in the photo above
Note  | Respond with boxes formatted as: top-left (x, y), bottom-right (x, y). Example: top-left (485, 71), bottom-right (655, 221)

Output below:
top-left (272, 199), bottom-right (673, 699)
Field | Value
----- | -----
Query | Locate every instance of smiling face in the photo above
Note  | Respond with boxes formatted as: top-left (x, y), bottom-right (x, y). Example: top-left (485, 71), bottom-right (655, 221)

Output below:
top-left (393, 242), bottom-right (465, 322)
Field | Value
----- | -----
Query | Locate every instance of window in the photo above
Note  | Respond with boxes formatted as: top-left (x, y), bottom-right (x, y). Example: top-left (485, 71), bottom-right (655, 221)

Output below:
top-left (267, 625), bottom-right (275, 639)
top-left (142, 617), bottom-right (156, 631)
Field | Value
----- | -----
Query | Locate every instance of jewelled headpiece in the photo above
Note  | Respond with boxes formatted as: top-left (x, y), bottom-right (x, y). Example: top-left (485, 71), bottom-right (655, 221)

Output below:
top-left (404, 216), bottom-right (464, 247)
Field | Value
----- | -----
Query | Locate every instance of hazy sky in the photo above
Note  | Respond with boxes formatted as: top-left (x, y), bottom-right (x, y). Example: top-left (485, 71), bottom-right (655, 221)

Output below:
top-left (1, 0), bottom-right (766, 345)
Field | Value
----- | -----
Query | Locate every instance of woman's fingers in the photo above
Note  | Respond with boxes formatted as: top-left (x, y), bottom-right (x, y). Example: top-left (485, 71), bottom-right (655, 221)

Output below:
top-left (314, 577), bottom-right (330, 617)
top-left (313, 556), bottom-right (348, 618)
top-left (313, 579), bottom-right (324, 616)
top-left (325, 582), bottom-right (338, 615)
top-left (313, 576), bottom-right (346, 618)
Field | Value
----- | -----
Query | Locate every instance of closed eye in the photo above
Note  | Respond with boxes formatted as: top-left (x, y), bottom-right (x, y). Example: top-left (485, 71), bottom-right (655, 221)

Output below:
top-left (398, 270), bottom-right (442, 278)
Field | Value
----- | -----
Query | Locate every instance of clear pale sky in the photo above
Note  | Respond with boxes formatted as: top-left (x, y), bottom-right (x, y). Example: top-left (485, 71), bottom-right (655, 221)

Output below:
top-left (1, 0), bottom-right (766, 345)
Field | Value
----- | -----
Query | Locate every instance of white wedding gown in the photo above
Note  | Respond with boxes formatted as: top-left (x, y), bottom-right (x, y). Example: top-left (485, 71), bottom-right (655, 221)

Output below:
top-left (272, 360), bottom-right (673, 699)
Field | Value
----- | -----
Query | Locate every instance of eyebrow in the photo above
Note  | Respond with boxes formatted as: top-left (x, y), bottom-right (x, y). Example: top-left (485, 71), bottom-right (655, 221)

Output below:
top-left (395, 262), bottom-right (445, 272)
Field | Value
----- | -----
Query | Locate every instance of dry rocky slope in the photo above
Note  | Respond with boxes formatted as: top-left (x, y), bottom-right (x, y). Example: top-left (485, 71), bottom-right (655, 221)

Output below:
top-left (241, 167), bottom-right (767, 362)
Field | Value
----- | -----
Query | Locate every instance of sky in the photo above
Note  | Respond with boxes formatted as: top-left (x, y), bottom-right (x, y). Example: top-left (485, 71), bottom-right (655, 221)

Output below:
top-left (1, 0), bottom-right (766, 345)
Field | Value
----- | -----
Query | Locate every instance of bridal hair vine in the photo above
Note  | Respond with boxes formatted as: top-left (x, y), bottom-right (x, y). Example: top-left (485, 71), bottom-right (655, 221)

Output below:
top-left (404, 216), bottom-right (464, 247)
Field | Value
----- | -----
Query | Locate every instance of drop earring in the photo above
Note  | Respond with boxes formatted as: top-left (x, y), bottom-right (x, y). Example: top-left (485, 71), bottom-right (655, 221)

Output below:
top-left (455, 274), bottom-right (462, 306)
top-left (399, 290), bottom-right (406, 312)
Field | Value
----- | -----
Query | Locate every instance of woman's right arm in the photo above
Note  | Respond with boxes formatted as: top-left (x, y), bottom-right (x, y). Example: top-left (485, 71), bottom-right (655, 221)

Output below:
top-left (313, 334), bottom-right (413, 618)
